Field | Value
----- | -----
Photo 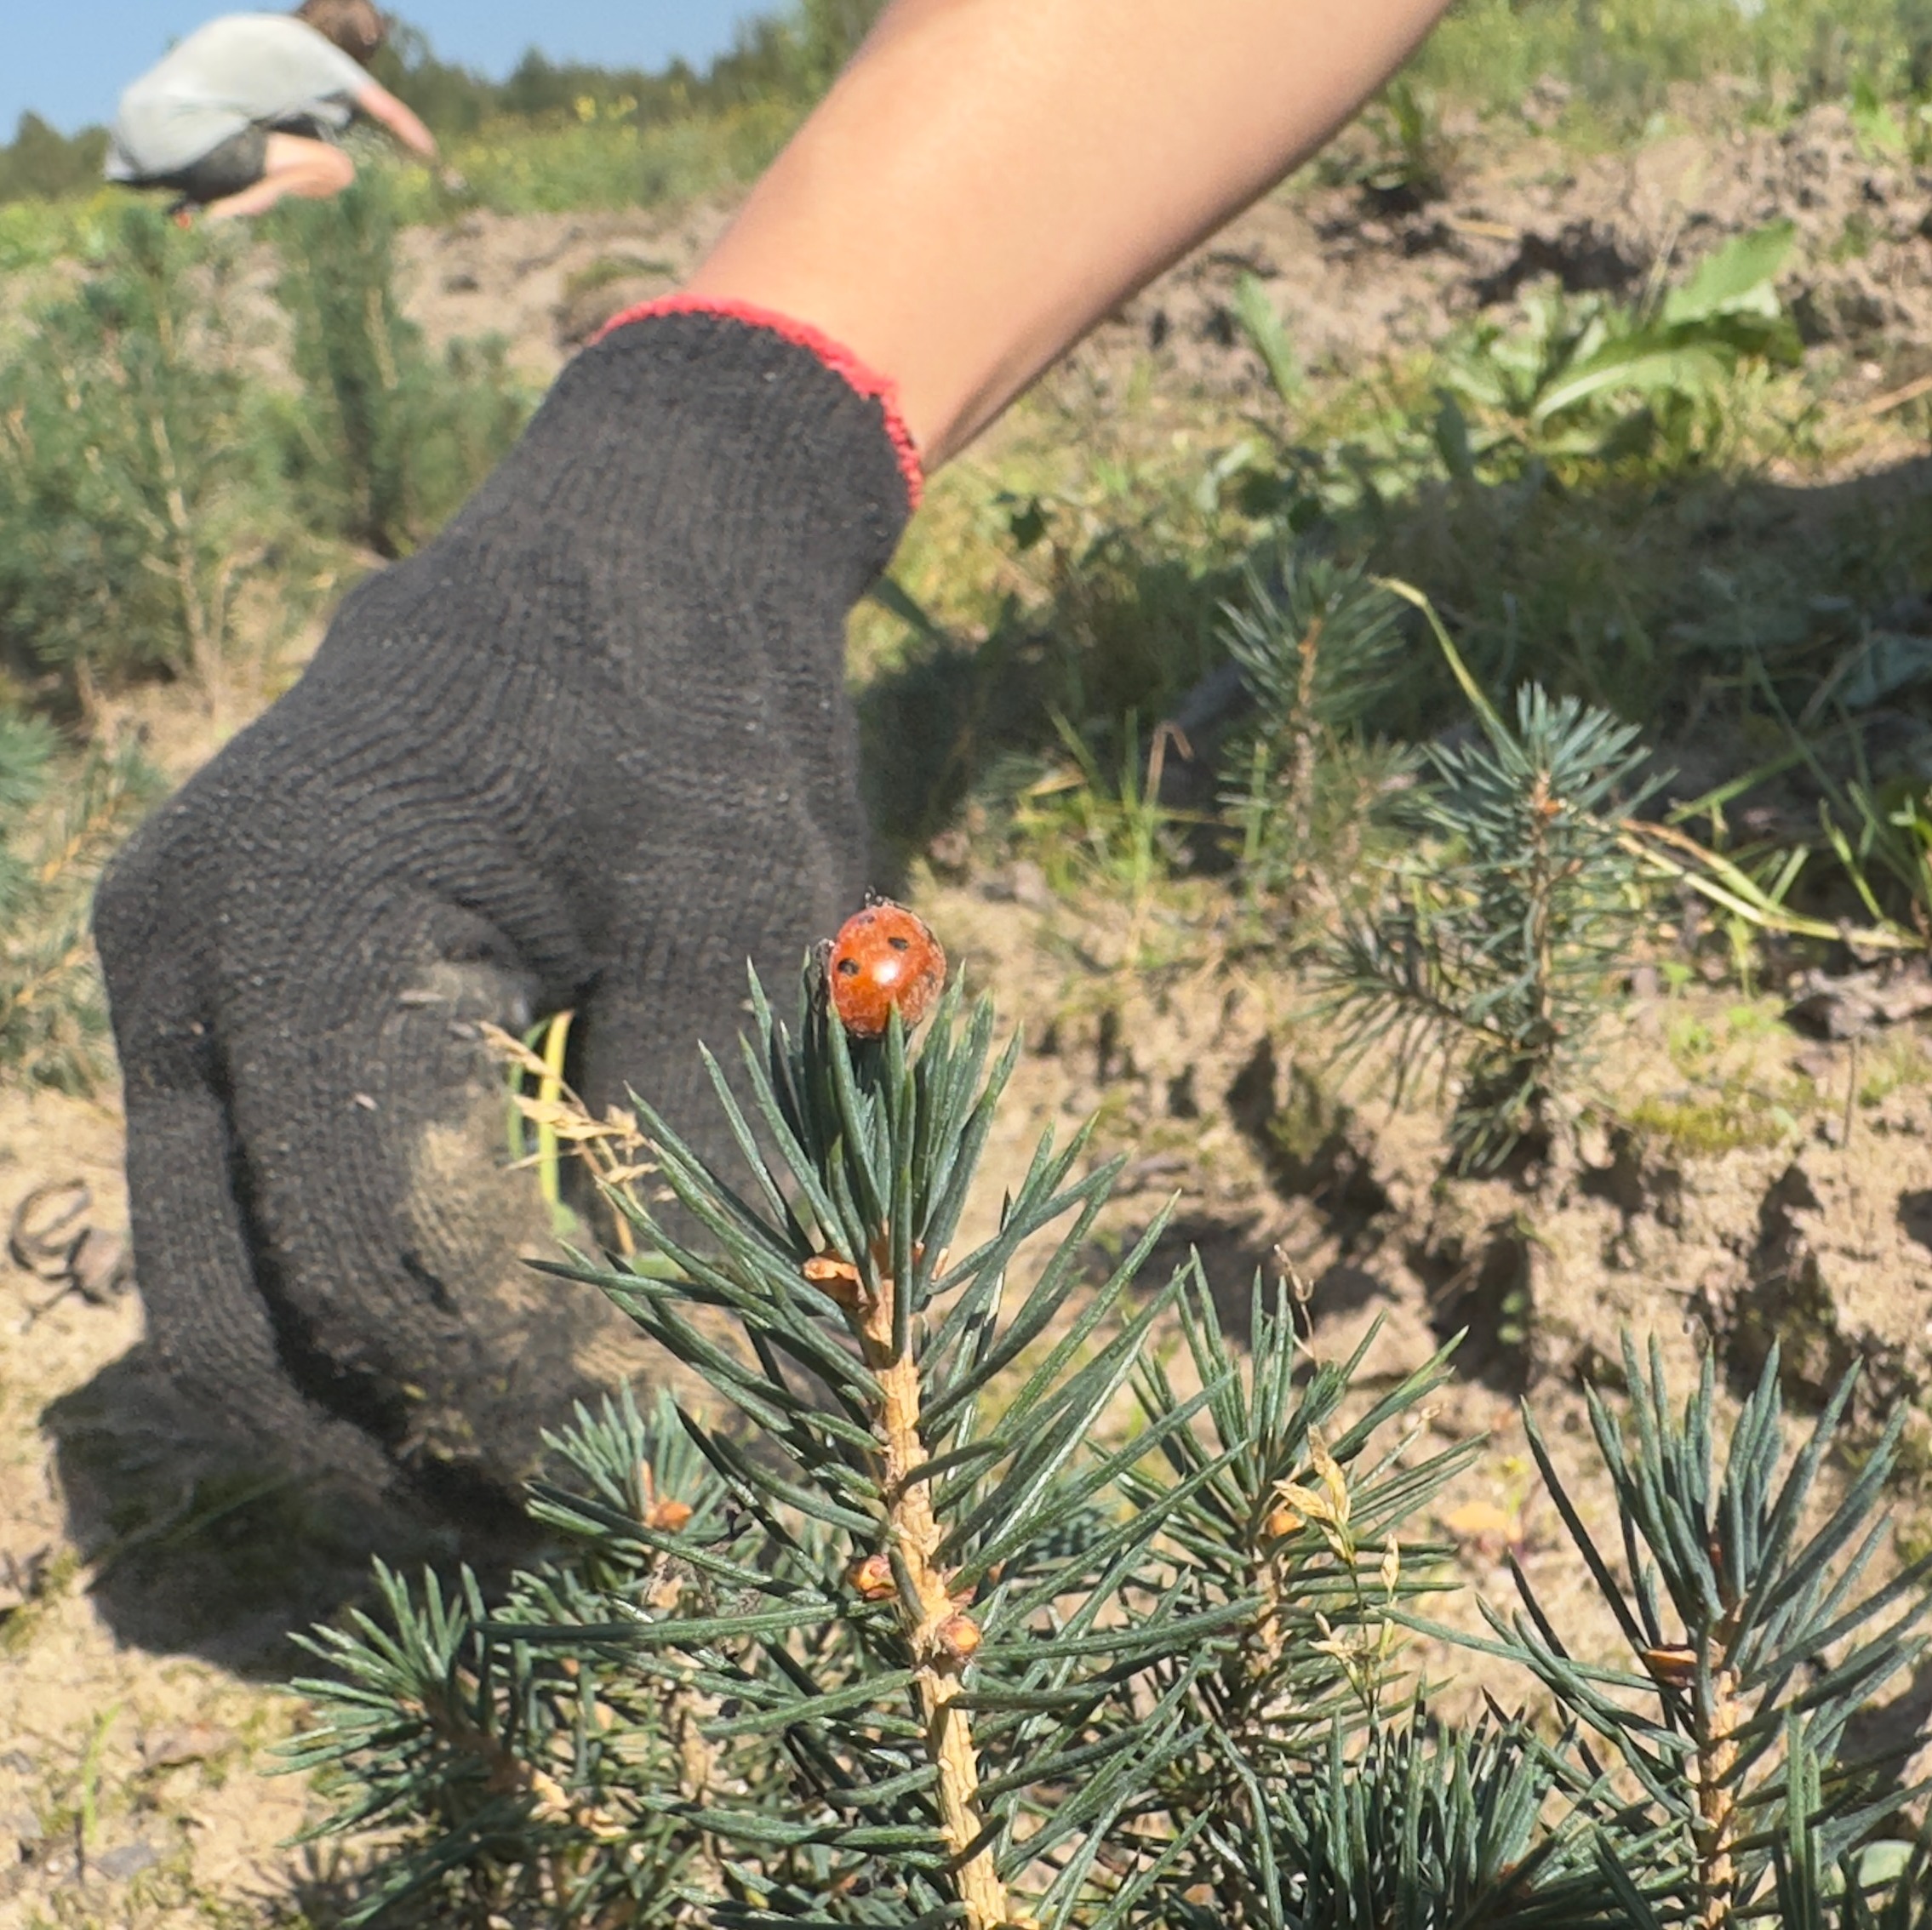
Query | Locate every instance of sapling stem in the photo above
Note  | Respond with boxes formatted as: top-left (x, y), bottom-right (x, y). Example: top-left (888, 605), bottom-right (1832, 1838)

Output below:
top-left (1695, 1662), bottom-right (1743, 1930)
top-left (852, 1244), bottom-right (1009, 1930)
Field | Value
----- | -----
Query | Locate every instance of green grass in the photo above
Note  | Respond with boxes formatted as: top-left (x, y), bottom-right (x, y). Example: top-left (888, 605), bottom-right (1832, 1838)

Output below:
top-left (0, 190), bottom-right (119, 275)
top-left (1418, 0), bottom-right (1932, 128)
top-left (389, 98), bottom-right (805, 219)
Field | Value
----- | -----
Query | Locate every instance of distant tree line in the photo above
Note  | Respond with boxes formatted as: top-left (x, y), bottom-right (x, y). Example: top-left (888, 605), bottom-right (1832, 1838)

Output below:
top-left (0, 114), bottom-right (107, 202)
top-left (0, 0), bottom-right (883, 204)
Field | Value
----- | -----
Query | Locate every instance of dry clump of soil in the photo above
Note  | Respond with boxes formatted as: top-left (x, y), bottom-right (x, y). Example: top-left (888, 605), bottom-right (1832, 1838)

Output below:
top-left (379, 100), bottom-right (1932, 399)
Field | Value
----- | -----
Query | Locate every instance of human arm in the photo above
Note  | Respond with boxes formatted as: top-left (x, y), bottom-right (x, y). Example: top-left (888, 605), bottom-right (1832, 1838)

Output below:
top-left (686, 0), bottom-right (1455, 462)
top-left (354, 77), bottom-right (437, 160)
top-left (100, 0), bottom-right (1448, 1501)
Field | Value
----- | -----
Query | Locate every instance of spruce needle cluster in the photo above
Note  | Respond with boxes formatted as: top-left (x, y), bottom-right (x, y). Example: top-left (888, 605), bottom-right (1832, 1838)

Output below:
top-left (287, 952), bottom-right (1932, 1927)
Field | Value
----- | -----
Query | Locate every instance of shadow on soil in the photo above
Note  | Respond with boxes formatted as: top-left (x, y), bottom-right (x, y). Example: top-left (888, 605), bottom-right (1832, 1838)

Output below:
top-left (1843, 1654), bottom-right (1932, 1800)
top-left (43, 1345), bottom-right (531, 1671)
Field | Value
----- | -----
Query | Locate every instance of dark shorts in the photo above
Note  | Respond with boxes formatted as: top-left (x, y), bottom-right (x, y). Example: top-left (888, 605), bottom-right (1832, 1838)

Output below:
top-left (135, 115), bottom-right (329, 206)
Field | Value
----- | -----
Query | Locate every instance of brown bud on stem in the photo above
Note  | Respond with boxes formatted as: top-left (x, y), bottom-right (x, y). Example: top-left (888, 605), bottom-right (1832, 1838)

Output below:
top-left (935, 1613), bottom-right (981, 1664)
top-left (803, 1254), bottom-right (866, 1310)
top-left (848, 1553), bottom-right (897, 1602)
top-left (1265, 1505), bottom-right (1304, 1540)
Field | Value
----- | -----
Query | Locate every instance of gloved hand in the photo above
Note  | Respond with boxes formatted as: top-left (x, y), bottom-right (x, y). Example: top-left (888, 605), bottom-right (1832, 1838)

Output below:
top-left (94, 303), bottom-right (917, 1500)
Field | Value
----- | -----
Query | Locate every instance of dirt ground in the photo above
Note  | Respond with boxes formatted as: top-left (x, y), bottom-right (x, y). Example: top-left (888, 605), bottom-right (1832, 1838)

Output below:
top-left (9, 100), bottom-right (1932, 1927)
top-left (393, 98), bottom-right (1932, 405)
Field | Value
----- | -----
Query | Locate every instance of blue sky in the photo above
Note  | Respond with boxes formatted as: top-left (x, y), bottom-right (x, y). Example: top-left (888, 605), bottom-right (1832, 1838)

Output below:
top-left (9, 3), bottom-right (762, 134)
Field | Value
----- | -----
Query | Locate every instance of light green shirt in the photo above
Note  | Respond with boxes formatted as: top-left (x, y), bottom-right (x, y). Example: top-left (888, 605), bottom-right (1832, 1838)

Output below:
top-left (106, 14), bottom-right (369, 179)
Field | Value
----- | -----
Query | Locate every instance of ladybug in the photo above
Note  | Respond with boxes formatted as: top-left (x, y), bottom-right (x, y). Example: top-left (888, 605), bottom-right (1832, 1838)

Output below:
top-left (826, 902), bottom-right (946, 1039)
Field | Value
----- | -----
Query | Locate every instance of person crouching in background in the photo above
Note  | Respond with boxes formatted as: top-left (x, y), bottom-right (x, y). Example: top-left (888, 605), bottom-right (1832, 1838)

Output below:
top-left (105, 0), bottom-right (438, 220)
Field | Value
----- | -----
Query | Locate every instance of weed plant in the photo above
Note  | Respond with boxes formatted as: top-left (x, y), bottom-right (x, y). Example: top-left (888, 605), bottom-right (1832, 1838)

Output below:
top-left (1007, 711), bottom-right (1192, 911)
top-left (272, 174), bottom-right (534, 557)
top-left (1432, 223), bottom-right (1801, 477)
top-left (1742, 658), bottom-right (1932, 945)
top-left (1323, 76), bottom-right (1455, 211)
top-left (287, 952), bottom-right (1932, 1927)
top-left (1233, 220), bottom-right (1801, 540)
top-left (0, 713), bottom-right (158, 1090)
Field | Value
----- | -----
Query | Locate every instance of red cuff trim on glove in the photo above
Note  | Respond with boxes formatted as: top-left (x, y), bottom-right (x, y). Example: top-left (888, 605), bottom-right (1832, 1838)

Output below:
top-left (596, 294), bottom-right (925, 511)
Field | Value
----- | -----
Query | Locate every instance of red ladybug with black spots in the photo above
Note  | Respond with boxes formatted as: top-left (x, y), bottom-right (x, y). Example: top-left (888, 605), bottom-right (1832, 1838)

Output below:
top-left (826, 901), bottom-right (946, 1038)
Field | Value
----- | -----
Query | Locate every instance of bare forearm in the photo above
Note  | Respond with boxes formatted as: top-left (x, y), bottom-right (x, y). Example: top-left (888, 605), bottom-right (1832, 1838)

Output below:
top-left (683, 0), bottom-right (1452, 463)
top-left (357, 82), bottom-right (437, 159)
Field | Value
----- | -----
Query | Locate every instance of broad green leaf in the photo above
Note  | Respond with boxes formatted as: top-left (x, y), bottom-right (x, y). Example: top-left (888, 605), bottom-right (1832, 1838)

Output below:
top-left (1661, 220), bottom-right (1795, 326)
top-left (1532, 339), bottom-right (1729, 421)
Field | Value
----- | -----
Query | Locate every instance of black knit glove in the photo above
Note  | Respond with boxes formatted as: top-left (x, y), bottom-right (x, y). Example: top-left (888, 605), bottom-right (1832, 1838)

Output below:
top-left (94, 305), bottom-right (917, 1498)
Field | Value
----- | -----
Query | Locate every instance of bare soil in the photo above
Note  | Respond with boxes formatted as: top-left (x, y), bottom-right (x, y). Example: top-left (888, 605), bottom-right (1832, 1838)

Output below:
top-left (9, 100), bottom-right (1932, 1927)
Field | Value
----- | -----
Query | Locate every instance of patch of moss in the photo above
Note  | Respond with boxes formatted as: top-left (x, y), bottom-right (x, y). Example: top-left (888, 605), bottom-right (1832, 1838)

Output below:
top-left (1858, 1032), bottom-right (1932, 1108)
top-left (1624, 1088), bottom-right (1796, 1156)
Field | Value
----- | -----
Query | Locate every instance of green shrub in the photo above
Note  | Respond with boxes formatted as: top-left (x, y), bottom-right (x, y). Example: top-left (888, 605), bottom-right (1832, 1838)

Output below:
top-left (271, 174), bottom-right (535, 557)
top-left (0, 113), bottom-right (107, 203)
top-left (285, 953), bottom-right (1932, 1926)
top-left (0, 206), bottom-right (294, 705)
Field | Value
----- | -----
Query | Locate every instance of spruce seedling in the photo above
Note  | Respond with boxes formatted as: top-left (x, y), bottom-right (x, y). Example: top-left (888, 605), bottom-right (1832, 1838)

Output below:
top-left (286, 1389), bottom-right (721, 1925)
top-left (1121, 1276), bottom-right (1478, 1921)
top-left (1316, 610), bottom-right (1656, 1169)
top-left (0, 206), bottom-right (287, 707)
top-left (1487, 1337), bottom-right (1932, 1928)
top-left (1221, 551), bottom-right (1419, 922)
top-left (284, 938), bottom-right (1932, 1926)
top-left (565, 968), bottom-right (1237, 1927)
top-left (272, 172), bottom-right (532, 558)
top-left (289, 952), bottom-right (1468, 1927)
